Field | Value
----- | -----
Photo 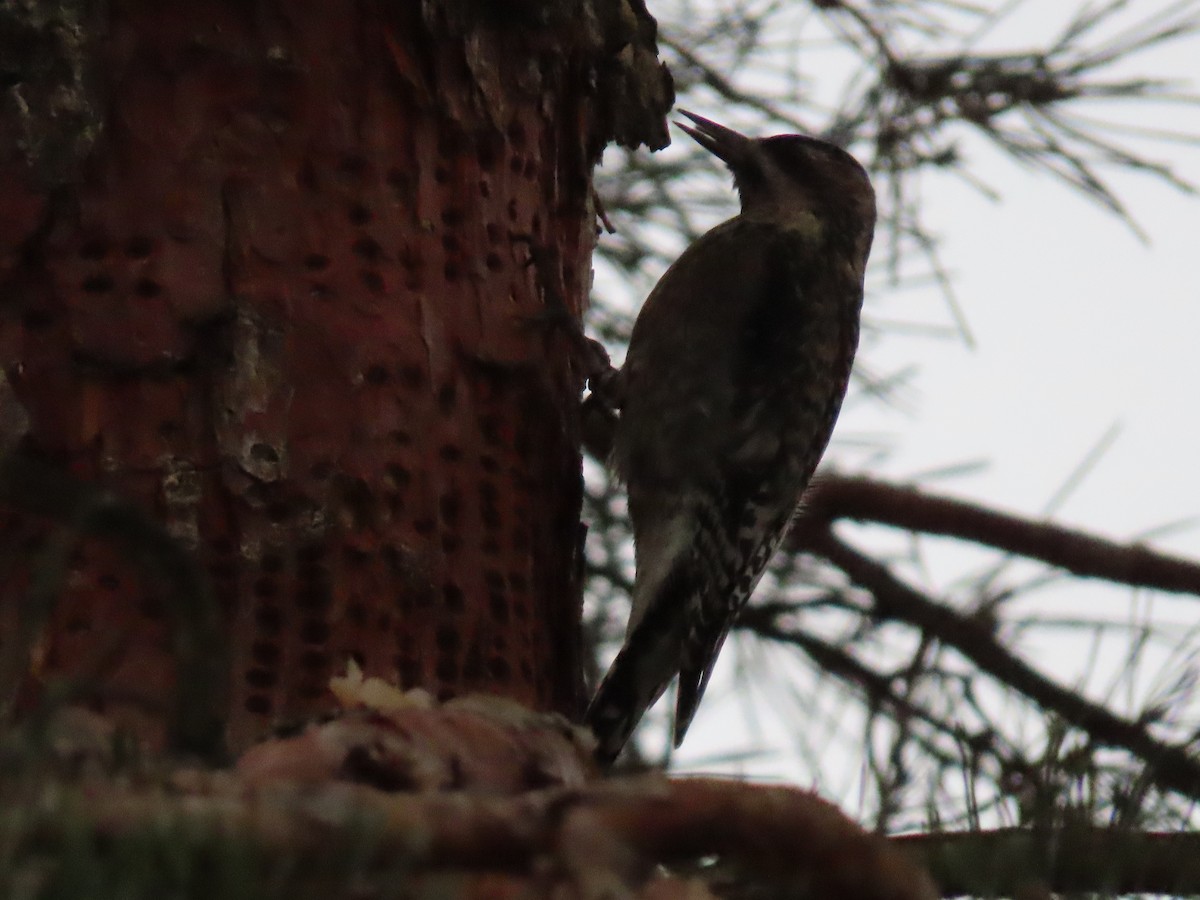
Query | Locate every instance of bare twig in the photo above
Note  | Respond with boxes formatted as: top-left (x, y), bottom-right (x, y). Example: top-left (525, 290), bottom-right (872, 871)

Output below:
top-left (795, 524), bottom-right (1200, 800)
top-left (799, 474), bottom-right (1200, 598)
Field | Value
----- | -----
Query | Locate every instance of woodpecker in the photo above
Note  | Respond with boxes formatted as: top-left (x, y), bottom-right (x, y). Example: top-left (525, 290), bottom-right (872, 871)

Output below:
top-left (585, 112), bottom-right (876, 765)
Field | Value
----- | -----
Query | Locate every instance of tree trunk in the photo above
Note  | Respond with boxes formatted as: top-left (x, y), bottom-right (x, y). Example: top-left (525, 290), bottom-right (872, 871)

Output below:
top-left (0, 0), bottom-right (671, 754)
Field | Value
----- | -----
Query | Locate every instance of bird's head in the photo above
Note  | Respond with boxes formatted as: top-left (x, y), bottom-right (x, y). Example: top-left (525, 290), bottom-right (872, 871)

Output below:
top-left (676, 110), bottom-right (876, 263)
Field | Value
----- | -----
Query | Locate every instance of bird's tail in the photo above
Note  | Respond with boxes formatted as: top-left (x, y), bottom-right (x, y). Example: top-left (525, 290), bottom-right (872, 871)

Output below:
top-left (672, 625), bottom-right (733, 745)
top-left (585, 562), bottom-right (696, 765)
top-left (585, 640), bottom-right (674, 766)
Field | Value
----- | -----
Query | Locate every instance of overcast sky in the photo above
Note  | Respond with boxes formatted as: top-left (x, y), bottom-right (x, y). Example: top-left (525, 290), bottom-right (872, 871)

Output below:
top-left (594, 1), bottom-right (1200, 801)
top-left (857, 51), bottom-right (1200, 563)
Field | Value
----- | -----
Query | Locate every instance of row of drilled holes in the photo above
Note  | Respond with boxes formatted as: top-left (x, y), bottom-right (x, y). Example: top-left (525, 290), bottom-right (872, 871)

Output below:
top-left (255, 133), bottom-right (552, 714)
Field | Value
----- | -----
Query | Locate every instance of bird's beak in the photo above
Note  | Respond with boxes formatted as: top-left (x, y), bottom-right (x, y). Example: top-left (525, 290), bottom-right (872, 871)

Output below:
top-left (675, 110), bottom-right (755, 166)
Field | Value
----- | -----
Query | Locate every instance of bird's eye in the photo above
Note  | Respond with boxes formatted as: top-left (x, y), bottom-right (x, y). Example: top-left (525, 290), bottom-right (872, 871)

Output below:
top-left (732, 158), bottom-right (766, 192)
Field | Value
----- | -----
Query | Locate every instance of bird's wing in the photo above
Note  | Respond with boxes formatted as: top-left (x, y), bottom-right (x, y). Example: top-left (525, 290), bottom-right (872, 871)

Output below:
top-left (672, 231), bottom-right (827, 743)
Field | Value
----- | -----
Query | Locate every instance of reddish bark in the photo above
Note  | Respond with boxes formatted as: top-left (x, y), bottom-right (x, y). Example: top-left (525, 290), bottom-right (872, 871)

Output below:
top-left (40, 773), bottom-right (937, 900)
top-left (0, 1), bottom-right (670, 753)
